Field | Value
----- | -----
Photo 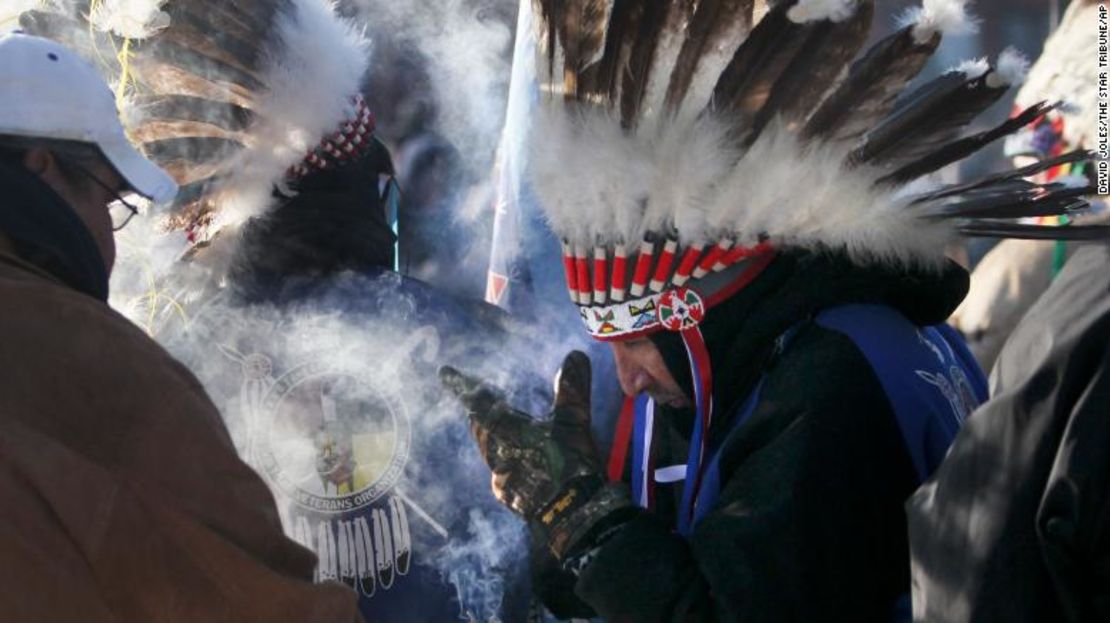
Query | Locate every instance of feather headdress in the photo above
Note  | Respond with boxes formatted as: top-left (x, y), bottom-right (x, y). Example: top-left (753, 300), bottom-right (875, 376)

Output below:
top-left (20, 0), bottom-right (379, 240)
top-left (521, 0), bottom-right (1105, 341)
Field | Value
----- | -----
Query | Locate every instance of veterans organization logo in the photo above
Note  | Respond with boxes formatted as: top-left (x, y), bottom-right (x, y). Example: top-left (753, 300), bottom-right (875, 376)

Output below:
top-left (221, 346), bottom-right (428, 596)
top-left (252, 359), bottom-right (411, 514)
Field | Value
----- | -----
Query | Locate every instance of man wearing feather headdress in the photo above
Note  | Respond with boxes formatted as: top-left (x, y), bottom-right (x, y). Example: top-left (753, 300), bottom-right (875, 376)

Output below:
top-left (0, 32), bottom-right (362, 622)
top-left (440, 0), bottom-right (1107, 620)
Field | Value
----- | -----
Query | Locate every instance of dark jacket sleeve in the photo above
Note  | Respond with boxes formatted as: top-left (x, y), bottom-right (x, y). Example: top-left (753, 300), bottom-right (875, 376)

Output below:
top-left (909, 242), bottom-right (1110, 623)
top-left (564, 326), bottom-right (920, 622)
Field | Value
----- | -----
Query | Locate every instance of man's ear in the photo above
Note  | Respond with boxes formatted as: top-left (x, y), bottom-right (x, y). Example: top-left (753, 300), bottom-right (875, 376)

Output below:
top-left (21, 147), bottom-right (54, 177)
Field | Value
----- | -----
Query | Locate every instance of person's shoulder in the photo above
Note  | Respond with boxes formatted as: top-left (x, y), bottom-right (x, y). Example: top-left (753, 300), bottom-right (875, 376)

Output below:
top-left (0, 271), bottom-right (215, 402)
top-left (763, 320), bottom-right (889, 411)
top-left (2, 272), bottom-right (172, 350)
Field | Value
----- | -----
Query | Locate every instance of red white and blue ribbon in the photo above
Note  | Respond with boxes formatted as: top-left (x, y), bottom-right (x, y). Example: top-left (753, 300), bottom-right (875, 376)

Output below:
top-left (677, 325), bottom-right (714, 537)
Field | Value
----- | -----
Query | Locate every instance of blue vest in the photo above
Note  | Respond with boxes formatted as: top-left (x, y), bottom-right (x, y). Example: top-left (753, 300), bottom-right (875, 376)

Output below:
top-left (630, 304), bottom-right (988, 618)
top-left (691, 304), bottom-right (987, 527)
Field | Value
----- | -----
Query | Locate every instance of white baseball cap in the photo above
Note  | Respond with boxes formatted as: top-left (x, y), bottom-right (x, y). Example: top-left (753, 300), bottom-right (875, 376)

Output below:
top-left (0, 32), bottom-right (177, 203)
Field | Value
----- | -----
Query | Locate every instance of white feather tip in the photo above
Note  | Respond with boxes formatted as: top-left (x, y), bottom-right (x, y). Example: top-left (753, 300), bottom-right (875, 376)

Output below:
top-left (987, 47), bottom-right (1030, 88)
top-left (90, 0), bottom-right (170, 39)
top-left (951, 57), bottom-right (990, 79)
top-left (905, 0), bottom-right (979, 43)
top-left (787, 0), bottom-right (858, 24)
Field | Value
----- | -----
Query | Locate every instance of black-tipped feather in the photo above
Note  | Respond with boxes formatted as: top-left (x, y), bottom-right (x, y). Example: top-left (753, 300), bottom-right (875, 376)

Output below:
top-left (744, 0), bottom-right (874, 145)
top-left (957, 221), bottom-right (1110, 240)
top-left (851, 67), bottom-right (1010, 168)
top-left (912, 150), bottom-right (1094, 203)
top-left (144, 41), bottom-right (265, 94)
top-left (926, 182), bottom-right (1095, 220)
top-left (801, 24), bottom-right (940, 143)
top-left (878, 101), bottom-right (1058, 185)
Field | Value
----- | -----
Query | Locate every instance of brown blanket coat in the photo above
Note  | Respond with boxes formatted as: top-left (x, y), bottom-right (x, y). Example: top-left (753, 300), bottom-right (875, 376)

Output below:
top-left (0, 241), bottom-right (361, 622)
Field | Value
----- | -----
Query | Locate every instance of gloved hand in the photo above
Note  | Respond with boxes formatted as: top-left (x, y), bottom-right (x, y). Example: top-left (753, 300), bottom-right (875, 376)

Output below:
top-left (440, 351), bottom-right (633, 560)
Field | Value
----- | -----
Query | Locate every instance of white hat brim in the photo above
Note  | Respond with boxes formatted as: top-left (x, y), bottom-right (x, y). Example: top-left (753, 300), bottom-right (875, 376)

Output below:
top-left (98, 133), bottom-right (178, 204)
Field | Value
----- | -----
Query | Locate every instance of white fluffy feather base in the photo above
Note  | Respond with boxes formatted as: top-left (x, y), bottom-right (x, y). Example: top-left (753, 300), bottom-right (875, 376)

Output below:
top-left (787, 0), bottom-right (860, 24)
top-left (218, 0), bottom-right (370, 227)
top-left (90, 0), bottom-right (170, 39)
top-left (531, 107), bottom-right (954, 270)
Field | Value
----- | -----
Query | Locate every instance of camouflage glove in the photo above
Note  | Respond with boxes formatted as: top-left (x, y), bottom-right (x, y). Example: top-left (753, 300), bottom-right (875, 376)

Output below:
top-left (440, 351), bottom-right (634, 560)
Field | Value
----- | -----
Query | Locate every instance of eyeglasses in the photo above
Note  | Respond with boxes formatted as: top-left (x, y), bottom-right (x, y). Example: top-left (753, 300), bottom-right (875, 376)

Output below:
top-left (62, 159), bottom-right (142, 231)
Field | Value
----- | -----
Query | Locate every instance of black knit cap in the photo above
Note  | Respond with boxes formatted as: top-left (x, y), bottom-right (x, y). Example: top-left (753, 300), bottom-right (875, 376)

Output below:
top-left (228, 137), bottom-right (398, 302)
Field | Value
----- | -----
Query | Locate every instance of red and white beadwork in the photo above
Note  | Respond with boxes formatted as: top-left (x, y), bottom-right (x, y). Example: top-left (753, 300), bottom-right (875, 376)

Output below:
top-left (287, 94), bottom-right (377, 179)
top-left (566, 235), bottom-right (773, 340)
top-left (657, 288), bottom-right (706, 332)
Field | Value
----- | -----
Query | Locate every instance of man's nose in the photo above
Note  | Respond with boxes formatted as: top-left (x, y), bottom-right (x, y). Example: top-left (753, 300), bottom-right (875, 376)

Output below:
top-left (613, 355), bottom-right (652, 396)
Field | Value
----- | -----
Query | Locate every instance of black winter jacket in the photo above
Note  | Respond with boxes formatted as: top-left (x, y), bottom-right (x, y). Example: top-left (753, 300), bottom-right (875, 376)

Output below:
top-left (537, 251), bottom-right (972, 622)
top-left (907, 242), bottom-right (1110, 623)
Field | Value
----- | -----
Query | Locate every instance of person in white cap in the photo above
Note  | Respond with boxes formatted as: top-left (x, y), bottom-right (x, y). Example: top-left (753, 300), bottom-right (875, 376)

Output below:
top-left (0, 33), bottom-right (362, 623)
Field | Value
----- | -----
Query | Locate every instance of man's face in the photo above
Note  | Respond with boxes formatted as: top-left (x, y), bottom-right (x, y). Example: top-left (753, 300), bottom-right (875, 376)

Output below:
top-left (24, 147), bottom-right (122, 272)
top-left (610, 338), bottom-right (692, 408)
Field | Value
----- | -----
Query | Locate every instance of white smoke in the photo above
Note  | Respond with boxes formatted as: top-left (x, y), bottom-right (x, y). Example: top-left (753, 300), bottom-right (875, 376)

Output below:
top-left (346, 0), bottom-right (514, 178)
top-left (0, 0), bottom-right (55, 33)
top-left (109, 206), bottom-right (592, 621)
top-left (59, 0), bottom-right (583, 616)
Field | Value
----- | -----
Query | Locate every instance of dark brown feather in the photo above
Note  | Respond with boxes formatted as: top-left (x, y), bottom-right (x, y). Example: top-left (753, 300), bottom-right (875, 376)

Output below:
top-left (578, 0), bottom-right (642, 105)
top-left (877, 101), bottom-right (1057, 186)
top-left (157, 5), bottom-right (269, 79)
top-left (850, 67), bottom-right (1010, 168)
top-left (141, 137), bottom-right (242, 166)
top-left (957, 221), bottom-right (1110, 240)
top-left (559, 0), bottom-right (613, 97)
top-left (139, 41), bottom-right (266, 98)
top-left (132, 95), bottom-right (255, 133)
top-left (801, 25), bottom-right (939, 143)
top-left (662, 0), bottom-right (754, 116)
top-left (912, 150), bottom-right (1094, 204)
top-left (619, 1), bottom-right (680, 127)
top-left (742, 0), bottom-right (874, 146)
top-left (18, 10), bottom-right (119, 71)
top-left (708, 0), bottom-right (813, 143)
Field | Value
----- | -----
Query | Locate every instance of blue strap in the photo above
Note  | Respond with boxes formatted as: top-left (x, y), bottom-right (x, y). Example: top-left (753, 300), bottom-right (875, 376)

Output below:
top-left (634, 304), bottom-right (985, 544)
top-left (689, 378), bottom-right (766, 531)
top-left (689, 305), bottom-right (985, 528)
top-left (676, 328), bottom-right (715, 538)
top-left (384, 178), bottom-right (401, 272)
top-left (815, 305), bottom-right (986, 481)
top-left (630, 393), bottom-right (653, 508)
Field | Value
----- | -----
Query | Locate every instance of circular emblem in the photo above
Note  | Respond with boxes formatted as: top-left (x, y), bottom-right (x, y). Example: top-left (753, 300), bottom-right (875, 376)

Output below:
top-left (657, 287), bottom-right (706, 332)
top-left (255, 360), bottom-right (411, 515)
